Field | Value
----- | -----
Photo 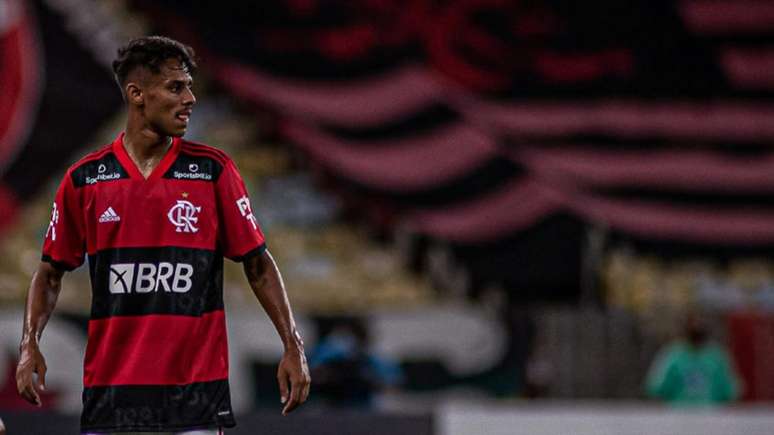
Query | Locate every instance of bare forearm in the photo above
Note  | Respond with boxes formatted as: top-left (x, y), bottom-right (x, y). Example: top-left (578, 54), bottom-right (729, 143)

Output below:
top-left (16, 262), bottom-right (61, 406)
top-left (21, 263), bottom-right (63, 348)
top-left (244, 251), bottom-right (303, 350)
top-left (244, 250), bottom-right (311, 414)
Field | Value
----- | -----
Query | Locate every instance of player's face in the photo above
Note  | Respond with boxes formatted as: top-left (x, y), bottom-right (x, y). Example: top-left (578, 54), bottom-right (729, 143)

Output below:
top-left (142, 58), bottom-right (196, 137)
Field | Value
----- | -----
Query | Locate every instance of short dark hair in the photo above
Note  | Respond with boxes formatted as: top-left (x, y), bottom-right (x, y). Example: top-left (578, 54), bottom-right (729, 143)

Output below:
top-left (112, 36), bottom-right (197, 90)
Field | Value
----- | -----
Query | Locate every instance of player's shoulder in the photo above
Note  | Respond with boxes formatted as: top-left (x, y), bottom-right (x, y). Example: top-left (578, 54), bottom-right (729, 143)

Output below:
top-left (65, 142), bottom-right (129, 188)
top-left (179, 138), bottom-right (233, 166)
top-left (170, 139), bottom-right (240, 182)
top-left (67, 142), bottom-right (115, 173)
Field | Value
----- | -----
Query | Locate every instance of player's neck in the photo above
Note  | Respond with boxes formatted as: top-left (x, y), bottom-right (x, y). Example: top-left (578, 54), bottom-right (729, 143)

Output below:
top-left (123, 124), bottom-right (173, 178)
top-left (123, 125), bottom-right (172, 160)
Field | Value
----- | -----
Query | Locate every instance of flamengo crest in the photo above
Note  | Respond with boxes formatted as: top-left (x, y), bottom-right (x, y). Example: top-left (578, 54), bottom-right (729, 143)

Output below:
top-left (167, 200), bottom-right (201, 233)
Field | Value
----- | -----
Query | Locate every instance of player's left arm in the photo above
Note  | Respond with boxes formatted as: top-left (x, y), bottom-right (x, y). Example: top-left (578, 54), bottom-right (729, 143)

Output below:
top-left (243, 250), bottom-right (310, 415)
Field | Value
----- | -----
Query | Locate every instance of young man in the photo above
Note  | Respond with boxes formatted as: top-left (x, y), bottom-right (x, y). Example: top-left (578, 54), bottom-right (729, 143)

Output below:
top-left (15, 36), bottom-right (310, 434)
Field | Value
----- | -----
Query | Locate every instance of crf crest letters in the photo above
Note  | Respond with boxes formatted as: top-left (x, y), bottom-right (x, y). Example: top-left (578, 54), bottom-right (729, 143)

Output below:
top-left (167, 200), bottom-right (201, 233)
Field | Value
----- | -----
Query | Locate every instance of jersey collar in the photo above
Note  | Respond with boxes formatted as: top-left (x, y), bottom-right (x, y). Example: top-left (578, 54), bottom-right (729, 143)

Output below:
top-left (113, 132), bottom-right (182, 181)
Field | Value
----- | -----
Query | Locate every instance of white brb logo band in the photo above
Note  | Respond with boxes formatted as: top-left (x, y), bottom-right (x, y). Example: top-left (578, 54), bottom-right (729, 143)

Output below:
top-left (236, 196), bottom-right (258, 230)
top-left (167, 200), bottom-right (201, 233)
top-left (109, 262), bottom-right (193, 294)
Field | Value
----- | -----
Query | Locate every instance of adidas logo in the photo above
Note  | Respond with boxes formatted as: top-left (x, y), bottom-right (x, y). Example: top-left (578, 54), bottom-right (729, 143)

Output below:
top-left (99, 207), bottom-right (121, 223)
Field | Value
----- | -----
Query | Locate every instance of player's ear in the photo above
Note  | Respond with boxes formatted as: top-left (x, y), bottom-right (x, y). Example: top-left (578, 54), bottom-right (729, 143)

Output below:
top-left (125, 82), bottom-right (143, 106)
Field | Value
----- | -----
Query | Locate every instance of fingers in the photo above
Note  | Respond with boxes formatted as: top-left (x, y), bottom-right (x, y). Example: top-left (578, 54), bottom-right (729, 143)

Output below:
top-left (277, 350), bottom-right (311, 416)
top-left (281, 378), bottom-right (300, 416)
top-left (282, 371), bottom-right (311, 416)
top-left (281, 392), bottom-right (297, 415)
top-left (279, 365), bottom-right (299, 415)
top-left (16, 357), bottom-right (44, 407)
top-left (38, 361), bottom-right (47, 392)
top-left (277, 368), bottom-right (289, 407)
top-left (26, 383), bottom-right (42, 407)
top-left (16, 374), bottom-right (41, 407)
top-left (299, 367), bottom-right (311, 405)
top-left (302, 376), bottom-right (311, 403)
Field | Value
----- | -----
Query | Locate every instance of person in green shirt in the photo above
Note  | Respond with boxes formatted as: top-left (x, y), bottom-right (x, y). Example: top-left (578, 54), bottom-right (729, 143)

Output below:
top-left (645, 312), bottom-right (741, 405)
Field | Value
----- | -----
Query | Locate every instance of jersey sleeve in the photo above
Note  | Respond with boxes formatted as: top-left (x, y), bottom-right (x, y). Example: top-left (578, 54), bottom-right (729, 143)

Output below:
top-left (41, 171), bottom-right (86, 270)
top-left (216, 159), bottom-right (267, 261)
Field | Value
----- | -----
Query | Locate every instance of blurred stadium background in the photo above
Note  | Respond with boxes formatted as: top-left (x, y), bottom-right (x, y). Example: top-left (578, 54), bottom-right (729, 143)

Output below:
top-left (2, 0), bottom-right (774, 433)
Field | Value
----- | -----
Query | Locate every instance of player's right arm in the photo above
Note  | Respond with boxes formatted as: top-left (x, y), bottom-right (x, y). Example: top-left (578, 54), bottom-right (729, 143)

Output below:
top-left (16, 261), bottom-right (66, 406)
top-left (17, 168), bottom-right (85, 406)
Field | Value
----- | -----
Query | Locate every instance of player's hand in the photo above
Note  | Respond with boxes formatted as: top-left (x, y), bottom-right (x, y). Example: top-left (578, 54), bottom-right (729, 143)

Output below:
top-left (16, 341), bottom-right (47, 407)
top-left (277, 345), bottom-right (311, 416)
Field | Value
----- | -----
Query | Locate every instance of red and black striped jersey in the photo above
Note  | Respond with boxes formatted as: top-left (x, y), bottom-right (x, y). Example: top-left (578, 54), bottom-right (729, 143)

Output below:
top-left (41, 133), bottom-right (265, 432)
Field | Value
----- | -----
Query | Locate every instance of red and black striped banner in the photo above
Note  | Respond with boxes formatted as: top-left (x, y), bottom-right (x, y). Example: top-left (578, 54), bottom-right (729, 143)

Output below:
top-left (0, 0), bottom-right (122, 237)
top-left (129, 0), bottom-right (774, 299)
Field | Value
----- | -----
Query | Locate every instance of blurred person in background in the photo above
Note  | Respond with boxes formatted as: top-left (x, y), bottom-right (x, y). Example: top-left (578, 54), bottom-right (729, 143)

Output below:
top-left (15, 36), bottom-right (310, 434)
top-left (310, 317), bottom-right (402, 408)
top-left (645, 311), bottom-right (741, 406)
top-left (0, 416), bottom-right (5, 435)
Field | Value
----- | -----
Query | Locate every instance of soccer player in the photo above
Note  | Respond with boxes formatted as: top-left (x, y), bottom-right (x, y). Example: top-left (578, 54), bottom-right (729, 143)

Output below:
top-left (15, 36), bottom-right (310, 434)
